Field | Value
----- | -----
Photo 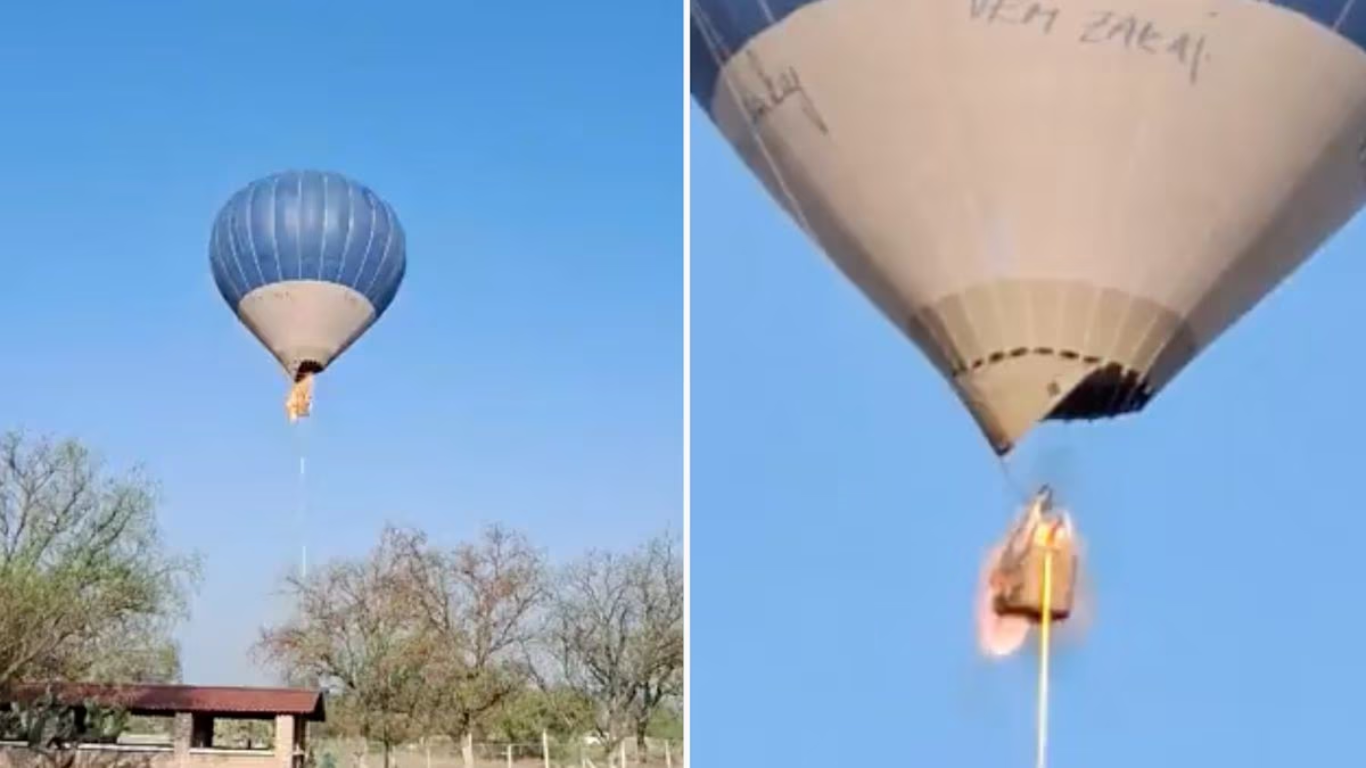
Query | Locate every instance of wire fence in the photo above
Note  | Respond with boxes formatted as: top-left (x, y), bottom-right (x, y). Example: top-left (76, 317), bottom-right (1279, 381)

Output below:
top-left (314, 735), bottom-right (683, 768)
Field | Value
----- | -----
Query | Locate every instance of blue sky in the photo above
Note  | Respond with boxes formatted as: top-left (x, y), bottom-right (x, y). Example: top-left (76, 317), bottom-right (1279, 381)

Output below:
top-left (0, 3), bottom-right (680, 685)
top-left (691, 99), bottom-right (1366, 765)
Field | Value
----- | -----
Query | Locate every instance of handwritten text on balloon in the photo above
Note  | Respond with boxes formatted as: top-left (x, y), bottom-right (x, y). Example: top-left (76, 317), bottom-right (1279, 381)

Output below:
top-left (969, 0), bottom-right (1211, 84)
top-left (735, 50), bottom-right (830, 135)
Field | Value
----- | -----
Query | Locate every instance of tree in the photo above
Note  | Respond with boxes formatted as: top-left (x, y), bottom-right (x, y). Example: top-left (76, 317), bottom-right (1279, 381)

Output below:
top-left (486, 684), bottom-right (594, 743)
top-left (0, 689), bottom-right (130, 768)
top-left (395, 525), bottom-right (547, 768)
top-left (547, 532), bottom-right (683, 755)
top-left (0, 431), bottom-right (200, 687)
top-left (257, 528), bottom-right (431, 768)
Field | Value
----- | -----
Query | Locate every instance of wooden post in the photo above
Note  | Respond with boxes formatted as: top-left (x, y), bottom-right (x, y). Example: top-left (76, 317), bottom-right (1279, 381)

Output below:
top-left (542, 731), bottom-right (551, 768)
top-left (506, 744), bottom-right (513, 768)
top-left (664, 740), bottom-right (672, 768)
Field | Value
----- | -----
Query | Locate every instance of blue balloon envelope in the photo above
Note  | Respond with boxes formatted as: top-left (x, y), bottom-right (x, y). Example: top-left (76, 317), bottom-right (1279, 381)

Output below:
top-left (210, 169), bottom-right (407, 382)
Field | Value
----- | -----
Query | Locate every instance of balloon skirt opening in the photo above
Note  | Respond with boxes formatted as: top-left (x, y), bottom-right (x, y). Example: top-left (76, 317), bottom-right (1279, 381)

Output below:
top-left (1046, 360), bottom-right (1154, 421)
top-left (294, 360), bottom-right (324, 383)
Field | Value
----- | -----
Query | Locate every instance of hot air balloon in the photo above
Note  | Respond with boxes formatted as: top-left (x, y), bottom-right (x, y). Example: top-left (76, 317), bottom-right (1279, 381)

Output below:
top-left (691, 0), bottom-right (1366, 455)
top-left (210, 170), bottom-right (407, 421)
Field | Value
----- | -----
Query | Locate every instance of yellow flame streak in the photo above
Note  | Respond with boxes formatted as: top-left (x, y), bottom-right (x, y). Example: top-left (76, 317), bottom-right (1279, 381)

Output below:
top-left (1036, 539), bottom-right (1055, 768)
top-left (286, 374), bottom-right (314, 422)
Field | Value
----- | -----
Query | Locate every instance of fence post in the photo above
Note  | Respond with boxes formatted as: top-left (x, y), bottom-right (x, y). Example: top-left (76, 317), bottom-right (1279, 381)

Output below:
top-left (506, 744), bottom-right (513, 768)
top-left (664, 740), bottom-right (672, 768)
top-left (542, 731), bottom-right (551, 768)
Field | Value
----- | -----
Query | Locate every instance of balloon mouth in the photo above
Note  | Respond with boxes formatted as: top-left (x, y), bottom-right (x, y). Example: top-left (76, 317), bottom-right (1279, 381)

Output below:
top-left (1047, 359), bottom-right (1154, 421)
top-left (294, 360), bottom-right (324, 382)
top-left (956, 346), bottom-right (1156, 424)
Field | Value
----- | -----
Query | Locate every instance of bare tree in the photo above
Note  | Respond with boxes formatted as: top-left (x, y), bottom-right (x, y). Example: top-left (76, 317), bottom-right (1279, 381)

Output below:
top-left (623, 534), bottom-right (684, 750)
top-left (257, 528), bottom-right (432, 768)
top-left (0, 431), bottom-right (200, 686)
top-left (395, 525), bottom-right (547, 768)
top-left (547, 531), bottom-right (683, 756)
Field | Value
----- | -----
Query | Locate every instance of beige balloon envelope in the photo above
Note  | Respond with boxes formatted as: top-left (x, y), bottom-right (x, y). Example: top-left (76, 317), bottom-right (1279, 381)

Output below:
top-left (695, 0), bottom-right (1366, 453)
top-left (695, 6), bottom-right (1365, 761)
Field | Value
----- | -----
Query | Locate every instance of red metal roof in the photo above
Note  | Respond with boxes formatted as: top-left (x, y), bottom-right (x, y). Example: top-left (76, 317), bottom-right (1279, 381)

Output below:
top-left (0, 684), bottom-right (326, 721)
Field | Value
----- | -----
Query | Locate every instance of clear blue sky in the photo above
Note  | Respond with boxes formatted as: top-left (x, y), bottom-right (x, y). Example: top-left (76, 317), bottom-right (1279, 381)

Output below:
top-left (0, 3), bottom-right (680, 685)
top-left (692, 100), bottom-right (1366, 765)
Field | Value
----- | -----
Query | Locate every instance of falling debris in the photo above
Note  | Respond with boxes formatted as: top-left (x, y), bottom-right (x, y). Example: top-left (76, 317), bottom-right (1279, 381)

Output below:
top-left (286, 373), bottom-right (315, 423)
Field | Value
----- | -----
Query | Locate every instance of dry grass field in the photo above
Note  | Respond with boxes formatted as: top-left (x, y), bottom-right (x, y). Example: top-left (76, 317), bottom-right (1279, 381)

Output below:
top-left (313, 737), bottom-right (682, 768)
